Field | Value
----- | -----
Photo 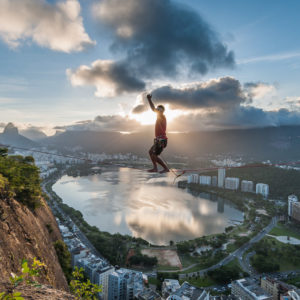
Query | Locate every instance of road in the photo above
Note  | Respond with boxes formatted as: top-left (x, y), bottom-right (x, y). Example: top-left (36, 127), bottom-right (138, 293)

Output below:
top-left (161, 216), bottom-right (278, 278)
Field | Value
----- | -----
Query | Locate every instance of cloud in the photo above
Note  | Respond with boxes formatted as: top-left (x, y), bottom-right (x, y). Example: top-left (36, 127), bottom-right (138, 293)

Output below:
top-left (132, 77), bottom-right (248, 113)
top-left (238, 51), bottom-right (300, 64)
top-left (93, 0), bottom-right (234, 77)
top-left (244, 82), bottom-right (276, 99)
top-left (0, 0), bottom-right (95, 52)
top-left (55, 115), bottom-right (142, 132)
top-left (167, 107), bottom-right (300, 132)
top-left (67, 60), bottom-right (145, 97)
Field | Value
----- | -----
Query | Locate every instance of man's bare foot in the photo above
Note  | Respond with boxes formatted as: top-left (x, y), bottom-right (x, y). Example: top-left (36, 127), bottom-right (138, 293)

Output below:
top-left (147, 168), bottom-right (158, 173)
top-left (159, 169), bottom-right (170, 174)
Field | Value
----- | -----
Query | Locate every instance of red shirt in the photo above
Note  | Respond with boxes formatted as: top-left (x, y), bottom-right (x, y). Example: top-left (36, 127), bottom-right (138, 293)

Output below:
top-left (155, 114), bottom-right (167, 139)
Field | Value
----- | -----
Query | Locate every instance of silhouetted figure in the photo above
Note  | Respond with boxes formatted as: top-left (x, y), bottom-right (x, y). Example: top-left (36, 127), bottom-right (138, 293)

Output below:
top-left (147, 94), bottom-right (169, 173)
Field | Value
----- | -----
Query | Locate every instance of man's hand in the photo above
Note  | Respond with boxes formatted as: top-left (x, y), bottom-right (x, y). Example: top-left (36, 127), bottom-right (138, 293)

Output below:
top-left (147, 94), bottom-right (156, 112)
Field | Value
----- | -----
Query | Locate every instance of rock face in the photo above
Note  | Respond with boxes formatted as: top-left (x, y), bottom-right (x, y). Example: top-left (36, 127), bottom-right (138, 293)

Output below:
top-left (0, 282), bottom-right (75, 300)
top-left (0, 123), bottom-right (37, 148)
top-left (0, 196), bottom-right (69, 292)
top-left (3, 123), bottom-right (19, 135)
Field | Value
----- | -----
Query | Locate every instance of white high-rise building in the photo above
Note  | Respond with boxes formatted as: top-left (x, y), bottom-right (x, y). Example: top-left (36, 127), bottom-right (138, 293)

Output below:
top-left (241, 180), bottom-right (254, 193)
top-left (218, 168), bottom-right (226, 188)
top-left (225, 177), bottom-right (240, 190)
top-left (288, 195), bottom-right (299, 217)
top-left (256, 183), bottom-right (269, 198)
top-left (95, 266), bottom-right (114, 300)
top-left (199, 175), bottom-right (211, 186)
top-left (187, 174), bottom-right (199, 184)
top-left (108, 268), bottom-right (144, 300)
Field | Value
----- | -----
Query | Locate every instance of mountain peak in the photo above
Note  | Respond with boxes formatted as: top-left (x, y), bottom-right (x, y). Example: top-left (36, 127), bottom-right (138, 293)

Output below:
top-left (3, 123), bottom-right (19, 135)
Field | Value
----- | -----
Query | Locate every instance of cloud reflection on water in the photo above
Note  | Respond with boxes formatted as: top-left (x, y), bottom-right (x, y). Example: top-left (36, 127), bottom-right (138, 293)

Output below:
top-left (54, 168), bottom-right (243, 245)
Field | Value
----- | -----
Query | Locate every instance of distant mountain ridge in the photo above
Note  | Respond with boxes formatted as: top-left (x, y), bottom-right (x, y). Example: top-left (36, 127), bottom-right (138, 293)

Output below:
top-left (0, 123), bottom-right (37, 148)
top-left (44, 125), bottom-right (300, 161)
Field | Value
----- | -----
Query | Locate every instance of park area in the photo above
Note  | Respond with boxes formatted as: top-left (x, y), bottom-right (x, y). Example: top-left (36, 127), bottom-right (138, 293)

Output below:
top-left (141, 249), bottom-right (182, 269)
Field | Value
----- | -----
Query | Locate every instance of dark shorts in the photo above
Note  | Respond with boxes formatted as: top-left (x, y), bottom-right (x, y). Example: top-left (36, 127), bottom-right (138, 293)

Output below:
top-left (149, 138), bottom-right (167, 156)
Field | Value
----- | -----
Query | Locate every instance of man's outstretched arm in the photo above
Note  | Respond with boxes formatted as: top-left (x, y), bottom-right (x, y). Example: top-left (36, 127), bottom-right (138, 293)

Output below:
top-left (147, 94), bottom-right (157, 112)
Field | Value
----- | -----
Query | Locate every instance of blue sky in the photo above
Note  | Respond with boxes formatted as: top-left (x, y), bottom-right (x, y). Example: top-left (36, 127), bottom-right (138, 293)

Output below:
top-left (0, 0), bottom-right (300, 133)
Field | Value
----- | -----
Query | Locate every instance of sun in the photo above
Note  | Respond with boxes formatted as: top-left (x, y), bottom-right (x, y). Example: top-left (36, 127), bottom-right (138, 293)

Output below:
top-left (129, 106), bottom-right (183, 125)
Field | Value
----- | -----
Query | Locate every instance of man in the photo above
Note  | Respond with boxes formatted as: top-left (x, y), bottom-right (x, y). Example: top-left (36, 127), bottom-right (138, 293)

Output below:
top-left (147, 94), bottom-right (169, 173)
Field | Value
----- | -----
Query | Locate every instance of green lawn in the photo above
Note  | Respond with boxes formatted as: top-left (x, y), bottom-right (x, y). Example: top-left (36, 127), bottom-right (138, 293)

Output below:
top-left (269, 223), bottom-right (300, 240)
top-left (226, 258), bottom-right (242, 270)
top-left (148, 277), bottom-right (160, 286)
top-left (226, 243), bottom-right (239, 253)
top-left (251, 237), bottom-right (300, 272)
top-left (157, 265), bottom-right (180, 271)
top-left (179, 253), bottom-right (199, 268)
top-left (180, 276), bottom-right (217, 288)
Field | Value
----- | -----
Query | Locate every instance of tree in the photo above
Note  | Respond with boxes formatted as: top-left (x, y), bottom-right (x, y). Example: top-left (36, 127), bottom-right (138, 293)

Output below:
top-left (0, 148), bottom-right (8, 157)
top-left (53, 240), bottom-right (72, 282)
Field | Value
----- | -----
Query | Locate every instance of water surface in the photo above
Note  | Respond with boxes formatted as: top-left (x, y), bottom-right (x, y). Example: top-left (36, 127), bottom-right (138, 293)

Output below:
top-left (53, 167), bottom-right (243, 245)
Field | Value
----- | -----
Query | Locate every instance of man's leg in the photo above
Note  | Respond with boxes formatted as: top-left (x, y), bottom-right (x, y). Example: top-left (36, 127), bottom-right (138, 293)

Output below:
top-left (148, 149), bottom-right (158, 172)
top-left (156, 156), bottom-right (169, 173)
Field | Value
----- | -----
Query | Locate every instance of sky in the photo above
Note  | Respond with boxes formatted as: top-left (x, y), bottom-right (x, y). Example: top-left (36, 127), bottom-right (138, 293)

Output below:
top-left (0, 0), bottom-right (300, 135)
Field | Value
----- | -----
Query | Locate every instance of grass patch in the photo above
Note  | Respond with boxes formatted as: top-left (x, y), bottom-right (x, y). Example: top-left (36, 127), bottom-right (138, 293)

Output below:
top-left (179, 254), bottom-right (199, 268)
top-left (180, 276), bottom-right (216, 288)
top-left (157, 265), bottom-right (180, 271)
top-left (250, 237), bottom-right (300, 272)
top-left (148, 277), bottom-right (160, 286)
top-left (226, 243), bottom-right (239, 253)
top-left (269, 223), bottom-right (300, 240)
top-left (226, 258), bottom-right (242, 270)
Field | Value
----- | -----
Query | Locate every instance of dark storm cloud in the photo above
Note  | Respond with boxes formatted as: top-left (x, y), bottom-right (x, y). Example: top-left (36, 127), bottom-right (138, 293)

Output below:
top-left (67, 60), bottom-right (145, 97)
top-left (168, 106), bottom-right (300, 132)
top-left (94, 0), bottom-right (235, 77)
top-left (132, 77), bottom-right (248, 113)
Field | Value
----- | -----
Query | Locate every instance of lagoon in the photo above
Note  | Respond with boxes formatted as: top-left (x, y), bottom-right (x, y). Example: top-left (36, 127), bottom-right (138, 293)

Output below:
top-left (53, 167), bottom-right (243, 245)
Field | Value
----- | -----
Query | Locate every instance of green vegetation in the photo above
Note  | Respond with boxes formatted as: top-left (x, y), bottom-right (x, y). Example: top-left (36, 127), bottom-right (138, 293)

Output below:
top-left (0, 258), bottom-right (45, 300)
top-left (54, 240), bottom-right (72, 282)
top-left (251, 237), bottom-right (300, 272)
top-left (180, 259), bottom-right (243, 289)
top-left (180, 251), bottom-right (228, 274)
top-left (0, 149), bottom-right (42, 210)
top-left (226, 165), bottom-right (300, 199)
top-left (57, 202), bottom-right (148, 266)
top-left (207, 259), bottom-right (243, 284)
top-left (284, 275), bottom-right (300, 288)
top-left (270, 223), bottom-right (300, 240)
top-left (180, 276), bottom-right (216, 288)
top-left (129, 252), bottom-right (158, 267)
top-left (70, 267), bottom-right (102, 300)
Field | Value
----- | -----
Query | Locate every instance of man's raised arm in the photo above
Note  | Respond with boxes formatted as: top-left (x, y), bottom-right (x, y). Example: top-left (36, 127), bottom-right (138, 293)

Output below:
top-left (147, 94), bottom-right (157, 112)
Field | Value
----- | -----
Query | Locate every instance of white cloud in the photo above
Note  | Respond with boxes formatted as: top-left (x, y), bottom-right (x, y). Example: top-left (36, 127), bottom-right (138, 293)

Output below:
top-left (238, 51), bottom-right (300, 64)
top-left (244, 82), bottom-right (276, 99)
top-left (0, 0), bottom-right (95, 52)
top-left (67, 59), bottom-right (145, 97)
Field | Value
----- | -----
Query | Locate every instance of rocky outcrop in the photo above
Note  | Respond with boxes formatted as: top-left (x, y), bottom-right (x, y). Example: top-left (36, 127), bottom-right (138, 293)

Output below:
top-left (0, 282), bottom-right (75, 300)
top-left (0, 123), bottom-right (37, 148)
top-left (0, 196), bottom-right (69, 292)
